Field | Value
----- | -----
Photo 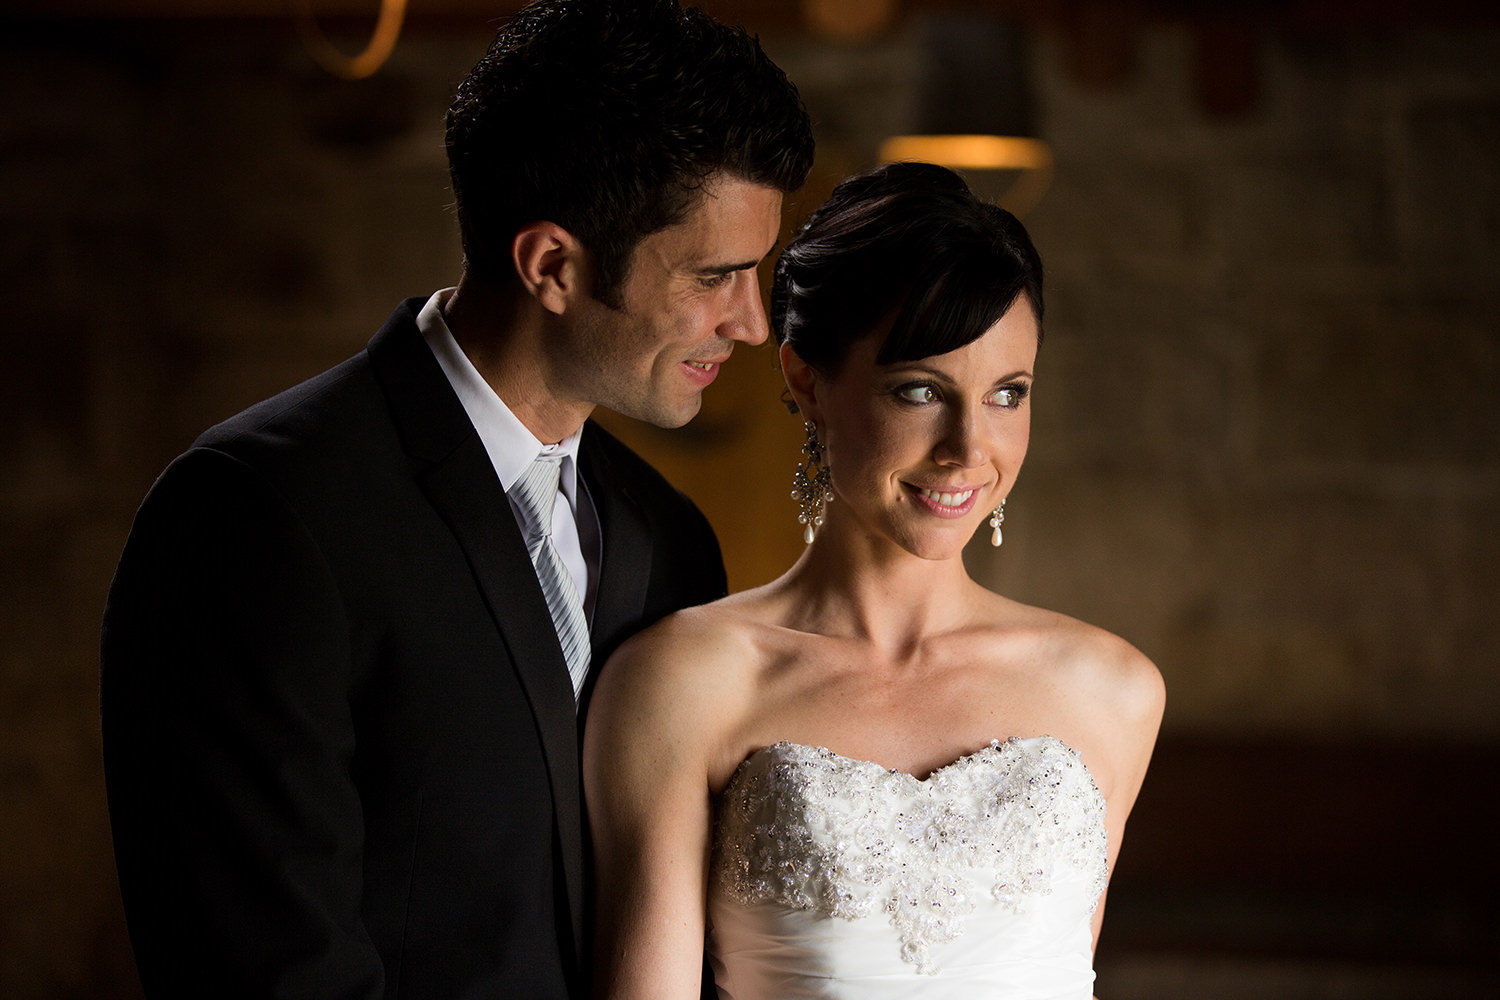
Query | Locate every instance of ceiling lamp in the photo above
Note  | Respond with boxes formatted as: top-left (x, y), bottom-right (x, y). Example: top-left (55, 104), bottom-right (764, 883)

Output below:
top-left (802, 0), bottom-right (902, 43)
top-left (877, 134), bottom-right (1053, 216)
top-left (293, 0), bottom-right (408, 80)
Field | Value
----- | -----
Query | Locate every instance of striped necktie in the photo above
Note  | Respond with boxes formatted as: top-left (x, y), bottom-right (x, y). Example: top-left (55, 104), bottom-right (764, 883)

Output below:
top-left (510, 454), bottom-right (590, 701)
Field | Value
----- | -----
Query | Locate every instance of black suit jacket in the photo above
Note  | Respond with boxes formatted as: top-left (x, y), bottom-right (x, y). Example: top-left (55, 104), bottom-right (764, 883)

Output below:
top-left (101, 298), bottom-right (727, 999)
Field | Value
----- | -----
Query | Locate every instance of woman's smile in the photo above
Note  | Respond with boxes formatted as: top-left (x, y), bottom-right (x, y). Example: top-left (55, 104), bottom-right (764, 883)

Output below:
top-left (797, 297), bottom-right (1039, 560)
top-left (903, 482), bottom-right (983, 517)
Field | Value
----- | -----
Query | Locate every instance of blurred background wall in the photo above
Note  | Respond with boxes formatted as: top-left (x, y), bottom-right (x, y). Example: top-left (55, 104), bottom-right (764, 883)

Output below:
top-left (1, 1), bottom-right (1496, 997)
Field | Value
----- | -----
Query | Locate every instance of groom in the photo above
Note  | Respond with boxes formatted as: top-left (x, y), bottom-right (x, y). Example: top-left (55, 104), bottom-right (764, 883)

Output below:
top-left (100, 2), bottom-right (813, 997)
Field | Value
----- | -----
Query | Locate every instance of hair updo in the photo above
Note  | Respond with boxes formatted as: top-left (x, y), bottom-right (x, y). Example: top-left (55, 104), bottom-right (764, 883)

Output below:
top-left (771, 161), bottom-right (1043, 376)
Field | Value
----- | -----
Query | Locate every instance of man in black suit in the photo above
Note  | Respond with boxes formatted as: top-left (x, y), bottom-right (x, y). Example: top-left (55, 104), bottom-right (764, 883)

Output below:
top-left (99, 2), bottom-right (813, 997)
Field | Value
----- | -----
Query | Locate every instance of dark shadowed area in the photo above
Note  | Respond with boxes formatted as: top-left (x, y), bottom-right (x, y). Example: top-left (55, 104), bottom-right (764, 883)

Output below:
top-left (1, 2), bottom-right (1496, 997)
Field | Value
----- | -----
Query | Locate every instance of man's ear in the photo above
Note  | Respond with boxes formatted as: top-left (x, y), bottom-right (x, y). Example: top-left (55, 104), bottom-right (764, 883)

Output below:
top-left (512, 222), bottom-right (587, 315)
top-left (779, 341), bottom-right (823, 424)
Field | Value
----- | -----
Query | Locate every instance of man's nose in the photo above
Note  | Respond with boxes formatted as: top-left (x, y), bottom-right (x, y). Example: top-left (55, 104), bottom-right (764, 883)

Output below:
top-left (720, 270), bottom-right (770, 346)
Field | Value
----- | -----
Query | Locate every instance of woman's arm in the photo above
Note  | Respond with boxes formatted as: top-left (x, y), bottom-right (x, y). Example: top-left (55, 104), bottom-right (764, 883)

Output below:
top-left (1086, 634), bottom-right (1165, 951)
top-left (583, 613), bottom-right (735, 1000)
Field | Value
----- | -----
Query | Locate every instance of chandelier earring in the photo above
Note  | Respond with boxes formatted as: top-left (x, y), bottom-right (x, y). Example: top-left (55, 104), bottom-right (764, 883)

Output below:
top-left (791, 421), bottom-right (832, 544)
top-left (989, 498), bottom-right (1007, 547)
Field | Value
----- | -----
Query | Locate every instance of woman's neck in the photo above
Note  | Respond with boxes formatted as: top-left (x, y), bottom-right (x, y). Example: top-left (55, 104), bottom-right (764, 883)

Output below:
top-left (770, 515), bottom-right (981, 660)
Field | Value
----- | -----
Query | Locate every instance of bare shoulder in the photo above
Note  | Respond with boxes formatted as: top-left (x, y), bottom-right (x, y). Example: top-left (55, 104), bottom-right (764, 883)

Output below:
top-left (597, 593), bottom-right (768, 689)
top-left (963, 596), bottom-right (1162, 814)
top-left (985, 596), bottom-right (1165, 740)
top-left (1055, 613), bottom-right (1163, 728)
top-left (586, 600), bottom-right (764, 766)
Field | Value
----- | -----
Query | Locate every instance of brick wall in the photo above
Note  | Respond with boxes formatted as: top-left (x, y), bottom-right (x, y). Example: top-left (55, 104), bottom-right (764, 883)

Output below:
top-left (1004, 25), bottom-right (1500, 742)
top-left (0, 15), bottom-right (1495, 998)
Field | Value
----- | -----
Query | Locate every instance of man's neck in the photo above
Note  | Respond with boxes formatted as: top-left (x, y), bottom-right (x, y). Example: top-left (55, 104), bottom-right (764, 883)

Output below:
top-left (442, 276), bottom-right (594, 446)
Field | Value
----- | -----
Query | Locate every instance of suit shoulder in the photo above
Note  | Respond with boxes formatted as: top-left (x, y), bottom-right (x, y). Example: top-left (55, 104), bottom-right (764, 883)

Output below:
top-left (582, 422), bottom-right (726, 603)
top-left (178, 349), bottom-right (413, 518)
top-left (583, 422), bottom-right (703, 516)
top-left (194, 351), bottom-right (375, 460)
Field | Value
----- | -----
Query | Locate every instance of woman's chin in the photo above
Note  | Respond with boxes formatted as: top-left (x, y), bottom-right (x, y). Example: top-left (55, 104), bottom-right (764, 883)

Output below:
top-left (886, 524), bottom-right (978, 563)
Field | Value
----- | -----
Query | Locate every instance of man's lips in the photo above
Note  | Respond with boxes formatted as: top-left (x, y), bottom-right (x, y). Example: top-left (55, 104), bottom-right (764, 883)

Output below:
top-left (681, 356), bottom-right (729, 386)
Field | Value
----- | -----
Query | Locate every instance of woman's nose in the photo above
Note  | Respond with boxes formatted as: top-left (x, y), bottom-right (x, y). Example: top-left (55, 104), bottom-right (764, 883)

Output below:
top-left (933, 409), bottom-right (987, 468)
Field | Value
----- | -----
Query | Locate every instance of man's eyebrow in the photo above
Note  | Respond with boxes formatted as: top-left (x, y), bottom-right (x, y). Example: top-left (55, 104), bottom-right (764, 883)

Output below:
top-left (695, 259), bottom-right (762, 276)
top-left (696, 241), bottom-right (780, 276)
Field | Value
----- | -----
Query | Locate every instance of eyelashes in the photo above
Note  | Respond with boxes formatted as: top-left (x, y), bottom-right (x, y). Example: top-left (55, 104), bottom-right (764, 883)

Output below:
top-left (895, 382), bottom-right (940, 405)
top-left (991, 385), bottom-right (1029, 408)
top-left (892, 380), bottom-right (1030, 409)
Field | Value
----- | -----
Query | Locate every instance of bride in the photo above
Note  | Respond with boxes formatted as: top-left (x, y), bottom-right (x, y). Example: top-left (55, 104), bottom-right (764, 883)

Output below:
top-left (583, 162), bottom-right (1164, 1000)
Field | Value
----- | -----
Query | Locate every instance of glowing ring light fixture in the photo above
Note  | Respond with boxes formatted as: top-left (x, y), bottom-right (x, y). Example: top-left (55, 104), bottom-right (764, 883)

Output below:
top-left (292, 0), bottom-right (408, 81)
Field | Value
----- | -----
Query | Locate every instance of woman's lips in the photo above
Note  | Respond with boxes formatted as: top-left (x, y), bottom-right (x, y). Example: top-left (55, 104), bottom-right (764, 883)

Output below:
top-left (904, 483), bottom-right (981, 518)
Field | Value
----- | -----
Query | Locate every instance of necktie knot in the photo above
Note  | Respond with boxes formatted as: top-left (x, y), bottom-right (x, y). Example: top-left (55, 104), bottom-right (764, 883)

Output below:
top-left (513, 454), bottom-right (564, 539)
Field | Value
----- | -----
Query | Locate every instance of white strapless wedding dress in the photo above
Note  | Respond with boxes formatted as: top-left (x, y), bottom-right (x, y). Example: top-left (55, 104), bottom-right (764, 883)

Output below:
top-left (708, 736), bottom-right (1108, 999)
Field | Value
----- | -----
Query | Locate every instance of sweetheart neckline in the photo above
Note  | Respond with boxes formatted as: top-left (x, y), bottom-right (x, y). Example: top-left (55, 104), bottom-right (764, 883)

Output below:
top-left (733, 734), bottom-right (1099, 788)
top-left (711, 732), bottom-right (1113, 978)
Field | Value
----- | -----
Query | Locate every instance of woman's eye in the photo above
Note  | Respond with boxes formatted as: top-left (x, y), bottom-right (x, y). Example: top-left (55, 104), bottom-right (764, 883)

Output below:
top-left (990, 385), bottom-right (1028, 409)
top-left (896, 383), bottom-right (939, 405)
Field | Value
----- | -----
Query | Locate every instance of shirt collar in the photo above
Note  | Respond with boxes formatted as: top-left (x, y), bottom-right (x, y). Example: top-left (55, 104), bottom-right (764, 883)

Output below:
top-left (416, 288), bottom-right (583, 502)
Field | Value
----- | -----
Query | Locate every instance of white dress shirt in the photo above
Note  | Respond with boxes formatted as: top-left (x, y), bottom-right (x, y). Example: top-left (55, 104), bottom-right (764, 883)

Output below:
top-left (416, 288), bottom-right (600, 622)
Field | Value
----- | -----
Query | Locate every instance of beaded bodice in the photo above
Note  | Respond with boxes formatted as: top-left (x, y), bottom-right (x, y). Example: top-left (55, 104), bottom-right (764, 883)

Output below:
top-left (707, 736), bottom-right (1108, 998)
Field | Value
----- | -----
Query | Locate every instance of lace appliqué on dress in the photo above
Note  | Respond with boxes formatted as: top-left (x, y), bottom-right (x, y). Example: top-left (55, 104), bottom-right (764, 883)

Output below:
top-left (711, 736), bottom-right (1109, 975)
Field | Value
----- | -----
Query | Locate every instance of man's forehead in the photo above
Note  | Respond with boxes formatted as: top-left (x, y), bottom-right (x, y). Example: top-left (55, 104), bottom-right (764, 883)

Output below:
top-left (651, 177), bottom-right (783, 262)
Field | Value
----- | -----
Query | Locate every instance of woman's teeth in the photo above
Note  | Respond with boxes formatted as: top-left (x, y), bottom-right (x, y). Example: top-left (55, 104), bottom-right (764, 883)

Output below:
top-left (917, 487), bottom-right (973, 507)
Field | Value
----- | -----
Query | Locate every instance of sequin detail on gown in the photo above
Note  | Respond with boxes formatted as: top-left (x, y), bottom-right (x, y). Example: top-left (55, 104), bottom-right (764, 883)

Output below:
top-left (710, 736), bottom-right (1108, 977)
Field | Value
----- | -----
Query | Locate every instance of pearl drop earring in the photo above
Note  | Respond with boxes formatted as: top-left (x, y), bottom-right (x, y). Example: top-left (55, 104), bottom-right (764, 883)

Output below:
top-left (989, 499), bottom-right (1006, 547)
top-left (790, 421), bottom-right (832, 543)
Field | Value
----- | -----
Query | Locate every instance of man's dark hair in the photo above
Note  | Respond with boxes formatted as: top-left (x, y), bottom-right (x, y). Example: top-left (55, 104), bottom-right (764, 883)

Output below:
top-left (772, 161), bottom-right (1044, 376)
top-left (446, 0), bottom-right (814, 302)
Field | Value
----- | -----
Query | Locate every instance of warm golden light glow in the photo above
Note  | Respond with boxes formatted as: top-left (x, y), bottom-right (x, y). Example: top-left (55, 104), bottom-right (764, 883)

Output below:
top-left (878, 134), bottom-right (1055, 215)
top-left (878, 134), bottom-right (1053, 171)
top-left (293, 0), bottom-right (407, 80)
top-left (802, 0), bottom-right (900, 42)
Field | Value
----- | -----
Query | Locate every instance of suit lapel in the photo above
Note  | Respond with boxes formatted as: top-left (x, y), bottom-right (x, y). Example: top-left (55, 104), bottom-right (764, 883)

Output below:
top-left (579, 432), bottom-right (652, 682)
top-left (367, 303), bottom-right (586, 965)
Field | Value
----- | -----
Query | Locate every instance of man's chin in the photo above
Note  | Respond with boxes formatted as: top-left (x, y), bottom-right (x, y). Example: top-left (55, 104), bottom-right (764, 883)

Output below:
top-left (605, 394), bottom-right (701, 430)
top-left (649, 400), bottom-right (702, 430)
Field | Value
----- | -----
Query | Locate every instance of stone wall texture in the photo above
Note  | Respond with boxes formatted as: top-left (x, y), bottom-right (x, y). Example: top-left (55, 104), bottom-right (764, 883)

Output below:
top-left (1011, 26), bottom-right (1500, 743)
top-left (0, 14), bottom-right (1495, 999)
